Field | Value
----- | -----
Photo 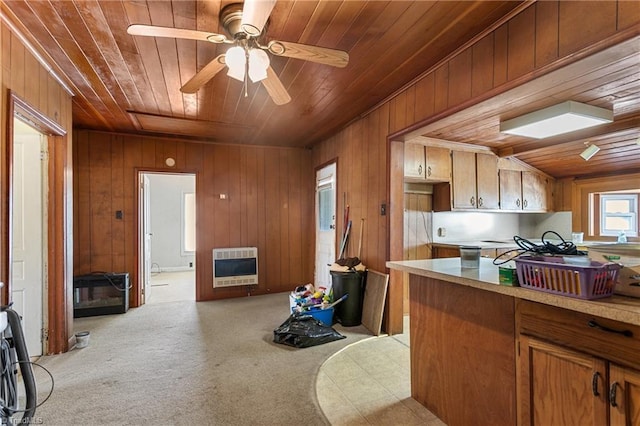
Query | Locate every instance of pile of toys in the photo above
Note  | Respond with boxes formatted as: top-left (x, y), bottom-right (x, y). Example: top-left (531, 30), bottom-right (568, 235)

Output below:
top-left (289, 283), bottom-right (332, 313)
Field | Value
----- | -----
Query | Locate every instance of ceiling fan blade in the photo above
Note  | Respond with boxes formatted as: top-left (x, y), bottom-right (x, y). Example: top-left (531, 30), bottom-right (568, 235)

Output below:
top-left (267, 41), bottom-right (349, 68)
top-left (240, 0), bottom-right (277, 36)
top-left (262, 66), bottom-right (291, 105)
top-left (181, 55), bottom-right (226, 93)
top-left (127, 24), bottom-right (228, 43)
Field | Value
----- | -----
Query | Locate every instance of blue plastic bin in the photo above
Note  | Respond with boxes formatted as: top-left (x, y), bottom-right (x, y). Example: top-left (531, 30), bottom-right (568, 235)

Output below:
top-left (295, 307), bottom-right (334, 326)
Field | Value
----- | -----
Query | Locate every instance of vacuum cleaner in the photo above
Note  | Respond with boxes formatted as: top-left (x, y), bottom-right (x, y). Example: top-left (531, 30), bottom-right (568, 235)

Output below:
top-left (0, 306), bottom-right (37, 424)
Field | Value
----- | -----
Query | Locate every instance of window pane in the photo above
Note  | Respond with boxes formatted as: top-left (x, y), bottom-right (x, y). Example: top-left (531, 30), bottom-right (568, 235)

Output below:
top-left (604, 216), bottom-right (632, 232)
top-left (604, 199), bottom-right (631, 214)
top-left (318, 186), bottom-right (333, 231)
top-left (599, 193), bottom-right (638, 236)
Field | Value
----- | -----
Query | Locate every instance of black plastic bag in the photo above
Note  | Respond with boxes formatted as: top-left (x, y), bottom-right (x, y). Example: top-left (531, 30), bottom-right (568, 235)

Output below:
top-left (273, 313), bottom-right (346, 348)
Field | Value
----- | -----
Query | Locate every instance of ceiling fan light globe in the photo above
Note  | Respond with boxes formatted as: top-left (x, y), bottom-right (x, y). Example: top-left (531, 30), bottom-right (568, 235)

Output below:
top-left (248, 49), bottom-right (269, 82)
top-left (225, 46), bottom-right (246, 81)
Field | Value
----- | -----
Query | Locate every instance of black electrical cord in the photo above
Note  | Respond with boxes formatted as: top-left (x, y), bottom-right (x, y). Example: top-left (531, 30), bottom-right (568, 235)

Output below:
top-left (88, 271), bottom-right (132, 292)
top-left (0, 337), bottom-right (17, 420)
top-left (493, 230), bottom-right (587, 265)
top-left (6, 361), bottom-right (54, 411)
top-left (1, 308), bottom-right (37, 424)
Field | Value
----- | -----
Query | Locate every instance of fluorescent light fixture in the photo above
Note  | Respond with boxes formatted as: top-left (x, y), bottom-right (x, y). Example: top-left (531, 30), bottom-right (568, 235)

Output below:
top-left (580, 144), bottom-right (600, 161)
top-left (500, 101), bottom-right (613, 139)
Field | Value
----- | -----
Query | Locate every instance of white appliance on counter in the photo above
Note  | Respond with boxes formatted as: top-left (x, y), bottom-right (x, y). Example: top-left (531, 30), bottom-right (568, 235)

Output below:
top-left (588, 244), bottom-right (640, 298)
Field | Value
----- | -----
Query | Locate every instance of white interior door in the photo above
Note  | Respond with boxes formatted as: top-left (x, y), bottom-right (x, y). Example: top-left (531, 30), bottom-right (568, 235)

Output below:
top-left (11, 119), bottom-right (46, 357)
top-left (315, 163), bottom-right (336, 290)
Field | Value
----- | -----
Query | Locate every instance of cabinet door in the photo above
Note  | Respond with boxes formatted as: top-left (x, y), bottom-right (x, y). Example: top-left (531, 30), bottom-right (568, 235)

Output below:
top-left (451, 151), bottom-right (477, 208)
top-left (432, 247), bottom-right (460, 258)
top-left (404, 143), bottom-right (425, 179)
top-left (519, 336), bottom-right (608, 426)
top-left (424, 146), bottom-right (450, 181)
top-left (522, 171), bottom-right (548, 211)
top-left (476, 153), bottom-right (499, 209)
top-left (610, 364), bottom-right (640, 426)
top-left (499, 169), bottom-right (522, 210)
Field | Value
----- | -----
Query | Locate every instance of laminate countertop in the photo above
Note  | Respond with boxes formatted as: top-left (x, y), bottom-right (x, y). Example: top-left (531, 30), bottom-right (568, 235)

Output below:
top-left (431, 239), bottom-right (605, 250)
top-left (387, 257), bottom-right (640, 326)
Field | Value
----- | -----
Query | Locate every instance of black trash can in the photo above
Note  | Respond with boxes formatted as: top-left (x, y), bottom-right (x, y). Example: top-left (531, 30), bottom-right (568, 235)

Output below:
top-left (330, 270), bottom-right (366, 326)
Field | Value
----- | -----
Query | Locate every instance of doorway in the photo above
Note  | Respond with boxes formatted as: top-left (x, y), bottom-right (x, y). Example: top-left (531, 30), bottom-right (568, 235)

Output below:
top-left (139, 173), bottom-right (196, 304)
top-left (11, 118), bottom-right (47, 357)
top-left (315, 162), bottom-right (337, 290)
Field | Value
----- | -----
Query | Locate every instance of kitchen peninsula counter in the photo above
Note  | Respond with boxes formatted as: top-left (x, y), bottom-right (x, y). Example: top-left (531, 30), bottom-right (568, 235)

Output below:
top-left (387, 257), bottom-right (640, 326)
top-left (386, 257), bottom-right (640, 426)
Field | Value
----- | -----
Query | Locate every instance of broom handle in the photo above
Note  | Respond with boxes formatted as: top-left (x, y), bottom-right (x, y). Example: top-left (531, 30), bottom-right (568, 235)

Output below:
top-left (357, 218), bottom-right (364, 259)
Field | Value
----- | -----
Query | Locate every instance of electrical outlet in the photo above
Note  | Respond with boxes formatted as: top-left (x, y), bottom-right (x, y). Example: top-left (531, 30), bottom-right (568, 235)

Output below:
top-left (189, 262), bottom-right (193, 268)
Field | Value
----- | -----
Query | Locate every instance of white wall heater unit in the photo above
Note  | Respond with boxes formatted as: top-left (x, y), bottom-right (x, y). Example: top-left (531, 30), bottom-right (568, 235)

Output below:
top-left (212, 247), bottom-right (258, 288)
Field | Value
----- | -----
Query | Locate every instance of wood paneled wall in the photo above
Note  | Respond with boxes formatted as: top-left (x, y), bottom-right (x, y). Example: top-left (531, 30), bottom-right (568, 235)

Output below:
top-left (73, 130), bottom-right (314, 304)
top-left (404, 192), bottom-right (432, 261)
top-left (0, 15), bottom-right (73, 353)
top-left (312, 1), bottom-right (638, 334)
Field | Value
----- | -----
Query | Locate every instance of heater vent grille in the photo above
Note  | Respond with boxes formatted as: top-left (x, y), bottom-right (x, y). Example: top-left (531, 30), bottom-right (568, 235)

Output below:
top-left (212, 247), bottom-right (258, 288)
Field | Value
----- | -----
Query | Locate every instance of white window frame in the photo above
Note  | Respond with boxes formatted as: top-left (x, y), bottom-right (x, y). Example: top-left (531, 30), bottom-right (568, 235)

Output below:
top-left (599, 193), bottom-right (638, 237)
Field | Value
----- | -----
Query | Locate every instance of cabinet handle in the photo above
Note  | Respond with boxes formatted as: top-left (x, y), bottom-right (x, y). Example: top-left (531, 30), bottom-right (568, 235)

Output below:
top-left (592, 371), bottom-right (601, 396)
top-left (478, 197), bottom-right (483, 207)
top-left (470, 196), bottom-right (475, 206)
top-left (610, 381), bottom-right (619, 407)
top-left (588, 319), bottom-right (633, 337)
top-left (516, 199), bottom-right (521, 208)
top-left (523, 199), bottom-right (528, 208)
top-left (418, 165), bottom-right (423, 176)
top-left (427, 166), bottom-right (432, 177)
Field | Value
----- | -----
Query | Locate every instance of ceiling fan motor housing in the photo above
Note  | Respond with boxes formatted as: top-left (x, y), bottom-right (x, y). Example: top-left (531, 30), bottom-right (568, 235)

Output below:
top-left (221, 3), bottom-right (267, 40)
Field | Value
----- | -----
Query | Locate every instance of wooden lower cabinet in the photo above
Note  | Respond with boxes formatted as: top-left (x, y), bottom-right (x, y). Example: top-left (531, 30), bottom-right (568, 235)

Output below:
top-left (518, 300), bottom-right (640, 426)
top-left (519, 336), bottom-right (608, 425)
top-left (609, 364), bottom-right (640, 426)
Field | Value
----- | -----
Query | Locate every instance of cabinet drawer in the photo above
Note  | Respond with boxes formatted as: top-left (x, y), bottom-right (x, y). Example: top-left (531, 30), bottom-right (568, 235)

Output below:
top-left (517, 300), bottom-right (640, 370)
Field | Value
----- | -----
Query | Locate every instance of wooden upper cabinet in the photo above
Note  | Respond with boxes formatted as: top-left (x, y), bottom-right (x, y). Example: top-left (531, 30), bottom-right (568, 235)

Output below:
top-left (499, 169), bottom-right (523, 210)
top-left (476, 153), bottom-right (499, 209)
top-left (425, 146), bottom-right (451, 181)
top-left (450, 151), bottom-right (498, 210)
top-left (522, 171), bottom-right (549, 211)
top-left (451, 151), bottom-right (477, 208)
top-left (404, 143), bottom-right (426, 179)
top-left (500, 169), bottom-right (552, 211)
top-left (404, 143), bottom-right (450, 182)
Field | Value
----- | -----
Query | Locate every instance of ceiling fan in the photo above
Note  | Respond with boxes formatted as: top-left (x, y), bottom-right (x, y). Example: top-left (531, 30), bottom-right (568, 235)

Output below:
top-left (127, 0), bottom-right (349, 105)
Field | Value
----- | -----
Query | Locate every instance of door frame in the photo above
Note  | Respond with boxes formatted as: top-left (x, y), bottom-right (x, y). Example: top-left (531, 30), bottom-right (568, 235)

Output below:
top-left (314, 160), bottom-right (337, 289)
top-left (4, 91), bottom-right (68, 354)
top-left (11, 119), bottom-right (48, 357)
top-left (135, 169), bottom-right (198, 306)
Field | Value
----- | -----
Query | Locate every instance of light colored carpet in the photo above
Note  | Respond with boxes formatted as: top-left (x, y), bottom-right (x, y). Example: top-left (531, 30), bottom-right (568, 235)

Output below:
top-left (29, 293), bottom-right (371, 425)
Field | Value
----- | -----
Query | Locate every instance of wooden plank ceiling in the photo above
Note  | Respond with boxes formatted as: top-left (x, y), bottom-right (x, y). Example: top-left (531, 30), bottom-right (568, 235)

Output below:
top-left (406, 35), bottom-right (640, 179)
top-left (2, 1), bottom-right (639, 179)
